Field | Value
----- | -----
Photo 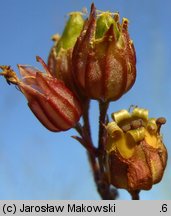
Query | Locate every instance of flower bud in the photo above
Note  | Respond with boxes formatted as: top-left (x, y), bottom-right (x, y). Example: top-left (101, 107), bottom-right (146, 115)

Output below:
top-left (48, 12), bottom-right (84, 91)
top-left (105, 107), bottom-right (167, 191)
top-left (72, 4), bottom-right (136, 101)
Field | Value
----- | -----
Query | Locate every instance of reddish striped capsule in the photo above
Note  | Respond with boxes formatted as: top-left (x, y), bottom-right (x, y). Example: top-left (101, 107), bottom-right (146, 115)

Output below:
top-left (0, 57), bottom-right (82, 132)
top-left (72, 4), bottom-right (136, 101)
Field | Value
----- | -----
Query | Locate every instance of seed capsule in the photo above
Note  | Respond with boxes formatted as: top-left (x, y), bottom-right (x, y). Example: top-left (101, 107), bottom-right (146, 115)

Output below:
top-left (72, 4), bottom-right (136, 101)
top-left (105, 107), bottom-right (167, 191)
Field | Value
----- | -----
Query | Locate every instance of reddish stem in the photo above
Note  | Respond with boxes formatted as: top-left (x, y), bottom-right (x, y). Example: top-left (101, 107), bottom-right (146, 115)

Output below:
top-left (75, 99), bottom-right (118, 199)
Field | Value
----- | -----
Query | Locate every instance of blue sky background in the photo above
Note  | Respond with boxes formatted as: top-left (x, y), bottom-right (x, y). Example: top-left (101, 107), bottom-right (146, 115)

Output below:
top-left (0, 0), bottom-right (171, 200)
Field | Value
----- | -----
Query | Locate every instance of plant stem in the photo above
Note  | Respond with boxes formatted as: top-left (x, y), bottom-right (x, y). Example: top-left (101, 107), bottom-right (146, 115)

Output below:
top-left (95, 101), bottom-right (118, 200)
top-left (130, 190), bottom-right (140, 200)
top-left (81, 100), bottom-right (101, 195)
top-left (98, 101), bottom-right (109, 173)
top-left (82, 99), bottom-right (92, 143)
top-left (98, 101), bottom-right (109, 152)
top-left (78, 99), bottom-right (118, 200)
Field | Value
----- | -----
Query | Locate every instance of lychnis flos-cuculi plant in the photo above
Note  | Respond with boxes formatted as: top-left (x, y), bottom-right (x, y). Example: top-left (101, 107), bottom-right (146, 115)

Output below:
top-left (0, 3), bottom-right (167, 200)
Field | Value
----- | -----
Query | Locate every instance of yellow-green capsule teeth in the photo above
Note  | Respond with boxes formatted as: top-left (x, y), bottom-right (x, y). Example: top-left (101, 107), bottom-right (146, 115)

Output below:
top-left (122, 18), bottom-right (129, 30)
top-left (114, 12), bottom-right (119, 23)
top-left (132, 107), bottom-right (149, 121)
top-left (95, 12), bottom-right (120, 40)
top-left (95, 12), bottom-right (114, 39)
top-left (111, 109), bottom-right (131, 124)
top-left (147, 118), bottom-right (157, 134)
top-left (56, 12), bottom-right (84, 54)
top-left (106, 122), bottom-right (122, 138)
top-left (126, 127), bottom-right (145, 143)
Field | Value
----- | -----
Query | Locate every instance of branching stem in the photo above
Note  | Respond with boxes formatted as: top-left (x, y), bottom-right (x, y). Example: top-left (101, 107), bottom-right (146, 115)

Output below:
top-left (74, 99), bottom-right (118, 200)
